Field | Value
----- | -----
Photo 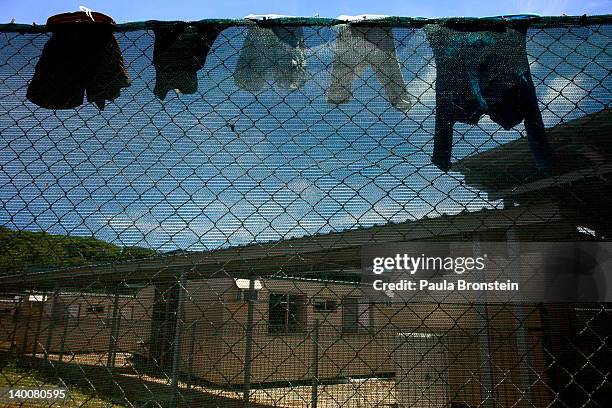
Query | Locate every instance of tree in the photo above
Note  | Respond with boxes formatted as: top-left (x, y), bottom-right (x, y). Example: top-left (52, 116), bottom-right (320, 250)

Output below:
top-left (0, 226), bottom-right (156, 276)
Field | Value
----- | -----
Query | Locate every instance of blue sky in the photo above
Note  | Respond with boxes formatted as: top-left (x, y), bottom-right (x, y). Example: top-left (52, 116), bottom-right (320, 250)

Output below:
top-left (0, 3), bottom-right (610, 251)
top-left (2, 22), bottom-right (610, 250)
top-left (0, 0), bottom-right (610, 24)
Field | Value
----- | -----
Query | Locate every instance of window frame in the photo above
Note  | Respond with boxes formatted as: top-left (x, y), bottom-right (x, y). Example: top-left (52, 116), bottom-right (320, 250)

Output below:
top-left (342, 297), bottom-right (371, 334)
top-left (235, 288), bottom-right (259, 302)
top-left (312, 297), bottom-right (338, 313)
top-left (268, 293), bottom-right (307, 335)
top-left (86, 304), bottom-right (105, 315)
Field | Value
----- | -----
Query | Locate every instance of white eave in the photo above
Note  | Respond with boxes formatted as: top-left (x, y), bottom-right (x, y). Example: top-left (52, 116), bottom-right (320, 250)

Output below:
top-left (234, 278), bottom-right (262, 290)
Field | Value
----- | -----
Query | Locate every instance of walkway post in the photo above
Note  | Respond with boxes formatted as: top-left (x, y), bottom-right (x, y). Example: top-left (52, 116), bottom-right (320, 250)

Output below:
top-left (187, 321), bottom-right (197, 389)
top-left (18, 294), bottom-right (32, 357)
top-left (58, 312), bottom-right (68, 363)
top-left (107, 289), bottom-right (121, 370)
top-left (506, 226), bottom-right (533, 407)
top-left (311, 319), bottom-right (320, 408)
top-left (31, 292), bottom-right (45, 357)
top-left (44, 286), bottom-right (59, 362)
top-left (473, 240), bottom-right (495, 408)
top-left (9, 293), bottom-right (24, 355)
top-left (242, 278), bottom-right (255, 404)
top-left (171, 271), bottom-right (188, 408)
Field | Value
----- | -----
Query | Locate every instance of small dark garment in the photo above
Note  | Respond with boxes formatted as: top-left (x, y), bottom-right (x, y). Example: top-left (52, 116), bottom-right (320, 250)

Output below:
top-left (426, 25), bottom-right (555, 171)
top-left (27, 11), bottom-right (131, 110)
top-left (153, 24), bottom-right (224, 100)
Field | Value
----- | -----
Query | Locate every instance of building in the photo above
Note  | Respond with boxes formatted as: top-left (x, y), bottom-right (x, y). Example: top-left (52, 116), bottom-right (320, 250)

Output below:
top-left (0, 289), bottom-right (154, 358)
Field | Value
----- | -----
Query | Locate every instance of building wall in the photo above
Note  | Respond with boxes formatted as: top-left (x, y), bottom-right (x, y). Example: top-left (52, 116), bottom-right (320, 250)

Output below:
top-left (2, 278), bottom-right (551, 407)
top-left (175, 278), bottom-right (550, 407)
top-left (2, 288), bottom-right (154, 356)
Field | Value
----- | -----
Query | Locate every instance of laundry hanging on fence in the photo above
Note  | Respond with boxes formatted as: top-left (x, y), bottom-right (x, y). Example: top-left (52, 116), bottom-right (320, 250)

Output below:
top-left (327, 25), bottom-right (412, 113)
top-left (425, 25), bottom-right (555, 171)
top-left (233, 26), bottom-right (307, 91)
top-left (26, 11), bottom-right (131, 110)
top-left (153, 24), bottom-right (224, 100)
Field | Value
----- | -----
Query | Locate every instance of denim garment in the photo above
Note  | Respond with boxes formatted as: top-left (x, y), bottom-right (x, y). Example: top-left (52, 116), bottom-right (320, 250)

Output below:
top-left (425, 25), bottom-right (554, 171)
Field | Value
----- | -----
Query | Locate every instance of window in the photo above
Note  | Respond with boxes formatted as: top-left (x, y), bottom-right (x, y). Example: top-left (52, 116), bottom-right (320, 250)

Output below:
top-left (86, 304), bottom-right (105, 315)
top-left (342, 298), bottom-right (370, 334)
top-left (313, 298), bottom-right (338, 313)
top-left (269, 293), bottom-right (306, 334)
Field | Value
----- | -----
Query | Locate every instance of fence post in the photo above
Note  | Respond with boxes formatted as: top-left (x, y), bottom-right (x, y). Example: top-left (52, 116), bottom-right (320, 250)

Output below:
top-left (506, 226), bottom-right (533, 407)
top-left (44, 286), bottom-right (59, 362)
top-left (171, 272), bottom-right (187, 408)
top-left (311, 319), bottom-right (319, 408)
top-left (187, 321), bottom-right (197, 389)
top-left (243, 278), bottom-right (256, 405)
top-left (473, 240), bottom-right (495, 408)
top-left (537, 304), bottom-right (558, 403)
top-left (107, 290), bottom-right (121, 370)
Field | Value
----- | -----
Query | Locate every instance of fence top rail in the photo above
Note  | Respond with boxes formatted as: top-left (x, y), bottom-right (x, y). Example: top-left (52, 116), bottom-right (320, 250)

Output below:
top-left (1, 14), bottom-right (611, 33)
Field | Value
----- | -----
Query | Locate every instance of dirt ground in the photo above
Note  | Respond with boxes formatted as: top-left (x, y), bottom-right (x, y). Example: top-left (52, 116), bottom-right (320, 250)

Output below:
top-left (3, 353), bottom-right (397, 408)
top-left (2, 351), bottom-right (398, 407)
top-left (128, 373), bottom-right (397, 408)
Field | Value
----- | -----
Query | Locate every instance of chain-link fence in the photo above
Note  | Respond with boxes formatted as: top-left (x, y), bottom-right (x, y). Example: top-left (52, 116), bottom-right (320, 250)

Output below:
top-left (0, 15), bottom-right (611, 407)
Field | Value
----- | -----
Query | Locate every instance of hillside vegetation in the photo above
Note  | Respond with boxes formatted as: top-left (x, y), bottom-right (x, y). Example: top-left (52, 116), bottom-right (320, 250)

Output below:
top-left (0, 226), bottom-right (156, 275)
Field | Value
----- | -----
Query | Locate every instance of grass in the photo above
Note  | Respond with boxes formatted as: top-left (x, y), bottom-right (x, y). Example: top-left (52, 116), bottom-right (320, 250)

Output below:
top-left (0, 360), bottom-right (126, 407)
top-left (0, 353), bottom-right (274, 408)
